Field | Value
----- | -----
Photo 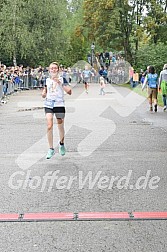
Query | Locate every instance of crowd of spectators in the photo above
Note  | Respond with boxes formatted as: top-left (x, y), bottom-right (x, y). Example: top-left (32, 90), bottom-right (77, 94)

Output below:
top-left (0, 55), bottom-right (144, 102)
top-left (0, 64), bottom-right (49, 94)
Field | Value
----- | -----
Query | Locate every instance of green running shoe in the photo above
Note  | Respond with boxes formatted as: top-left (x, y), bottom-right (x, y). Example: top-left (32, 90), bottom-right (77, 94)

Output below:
top-left (46, 148), bottom-right (55, 159)
top-left (59, 144), bottom-right (66, 156)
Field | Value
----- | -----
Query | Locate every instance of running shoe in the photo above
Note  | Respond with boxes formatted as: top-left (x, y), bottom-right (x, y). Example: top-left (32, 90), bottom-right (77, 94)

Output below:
top-left (46, 148), bottom-right (55, 159)
top-left (59, 144), bottom-right (66, 156)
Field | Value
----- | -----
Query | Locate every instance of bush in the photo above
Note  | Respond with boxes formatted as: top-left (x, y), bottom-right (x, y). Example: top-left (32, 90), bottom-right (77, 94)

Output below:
top-left (136, 43), bottom-right (167, 73)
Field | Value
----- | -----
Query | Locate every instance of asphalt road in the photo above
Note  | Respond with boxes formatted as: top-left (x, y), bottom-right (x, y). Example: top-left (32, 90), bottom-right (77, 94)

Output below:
top-left (0, 83), bottom-right (167, 251)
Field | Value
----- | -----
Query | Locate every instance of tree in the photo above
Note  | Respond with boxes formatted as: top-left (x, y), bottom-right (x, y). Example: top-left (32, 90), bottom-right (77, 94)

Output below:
top-left (144, 0), bottom-right (167, 44)
top-left (136, 42), bottom-right (167, 73)
top-left (0, 0), bottom-right (32, 65)
top-left (63, 0), bottom-right (89, 65)
top-left (83, 0), bottom-right (119, 48)
top-left (83, 0), bottom-right (134, 61)
top-left (0, 0), bottom-right (69, 66)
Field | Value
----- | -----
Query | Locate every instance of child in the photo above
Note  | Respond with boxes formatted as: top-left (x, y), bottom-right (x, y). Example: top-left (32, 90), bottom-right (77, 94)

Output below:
top-left (99, 76), bottom-right (105, 95)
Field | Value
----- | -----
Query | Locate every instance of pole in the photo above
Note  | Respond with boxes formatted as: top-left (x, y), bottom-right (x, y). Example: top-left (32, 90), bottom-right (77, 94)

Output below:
top-left (91, 49), bottom-right (93, 66)
top-left (91, 43), bottom-right (95, 67)
top-left (13, 0), bottom-right (17, 67)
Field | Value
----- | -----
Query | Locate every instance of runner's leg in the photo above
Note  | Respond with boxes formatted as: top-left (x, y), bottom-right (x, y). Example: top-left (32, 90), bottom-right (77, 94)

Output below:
top-left (46, 113), bottom-right (54, 148)
top-left (57, 118), bottom-right (65, 144)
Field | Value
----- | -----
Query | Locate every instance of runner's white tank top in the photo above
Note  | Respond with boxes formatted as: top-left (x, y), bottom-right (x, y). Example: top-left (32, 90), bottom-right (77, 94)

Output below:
top-left (45, 77), bottom-right (65, 107)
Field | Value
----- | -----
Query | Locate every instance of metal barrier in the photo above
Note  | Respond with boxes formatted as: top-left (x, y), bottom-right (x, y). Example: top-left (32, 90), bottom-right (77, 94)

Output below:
top-left (6, 81), bottom-right (14, 95)
top-left (0, 73), bottom-right (45, 103)
top-left (0, 80), bottom-right (15, 101)
top-left (0, 80), bottom-right (3, 100)
top-left (20, 74), bottom-right (43, 89)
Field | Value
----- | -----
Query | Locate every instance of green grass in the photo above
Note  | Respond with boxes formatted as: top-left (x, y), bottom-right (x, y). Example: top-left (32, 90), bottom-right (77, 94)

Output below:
top-left (120, 83), bottom-right (163, 107)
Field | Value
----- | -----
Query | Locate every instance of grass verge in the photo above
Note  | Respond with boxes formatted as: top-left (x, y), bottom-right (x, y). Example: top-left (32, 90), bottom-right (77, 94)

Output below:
top-left (120, 83), bottom-right (163, 107)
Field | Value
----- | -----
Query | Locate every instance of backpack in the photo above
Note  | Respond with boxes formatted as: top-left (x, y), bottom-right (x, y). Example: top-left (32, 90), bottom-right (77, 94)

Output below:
top-left (161, 80), bottom-right (167, 95)
top-left (147, 73), bottom-right (158, 88)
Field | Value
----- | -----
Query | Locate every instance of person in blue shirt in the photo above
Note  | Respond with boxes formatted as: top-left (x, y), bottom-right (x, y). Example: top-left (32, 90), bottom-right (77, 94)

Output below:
top-left (99, 66), bottom-right (108, 83)
top-left (142, 66), bottom-right (158, 112)
top-left (82, 65), bottom-right (91, 93)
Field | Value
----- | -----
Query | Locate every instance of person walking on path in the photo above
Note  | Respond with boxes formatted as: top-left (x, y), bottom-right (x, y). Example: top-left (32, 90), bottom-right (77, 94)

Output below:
top-left (129, 66), bottom-right (134, 88)
top-left (99, 66), bottom-right (108, 83)
top-left (159, 64), bottom-right (167, 111)
top-left (132, 70), bottom-right (139, 87)
top-left (42, 62), bottom-right (72, 159)
top-left (142, 66), bottom-right (159, 112)
top-left (99, 76), bottom-right (105, 95)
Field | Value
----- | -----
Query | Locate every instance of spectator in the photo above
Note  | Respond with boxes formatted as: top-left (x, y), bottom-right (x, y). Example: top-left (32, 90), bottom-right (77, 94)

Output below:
top-left (133, 70), bottom-right (139, 87)
top-left (159, 63), bottom-right (167, 111)
top-left (142, 66), bottom-right (159, 112)
top-left (129, 67), bottom-right (134, 87)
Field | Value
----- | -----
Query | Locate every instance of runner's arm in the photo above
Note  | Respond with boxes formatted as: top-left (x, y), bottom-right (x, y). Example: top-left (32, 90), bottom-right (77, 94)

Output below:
top-left (159, 72), bottom-right (162, 89)
top-left (142, 76), bottom-right (147, 91)
top-left (63, 85), bottom-right (72, 95)
top-left (42, 85), bottom-right (47, 98)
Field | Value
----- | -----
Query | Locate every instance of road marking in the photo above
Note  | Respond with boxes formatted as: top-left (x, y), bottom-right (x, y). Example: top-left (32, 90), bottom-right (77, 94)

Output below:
top-left (67, 98), bottom-right (115, 101)
top-left (0, 212), bottom-right (167, 222)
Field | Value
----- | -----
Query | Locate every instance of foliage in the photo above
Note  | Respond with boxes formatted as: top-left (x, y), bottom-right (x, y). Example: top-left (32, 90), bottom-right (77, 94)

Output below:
top-left (144, 0), bottom-right (167, 44)
top-left (82, 0), bottom-right (167, 65)
top-left (63, 0), bottom-right (91, 66)
top-left (0, 0), bottom-right (167, 67)
top-left (0, 0), bottom-right (69, 66)
top-left (136, 43), bottom-right (167, 73)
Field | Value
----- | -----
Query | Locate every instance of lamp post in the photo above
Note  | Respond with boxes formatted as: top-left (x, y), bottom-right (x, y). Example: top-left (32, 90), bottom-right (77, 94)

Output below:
top-left (91, 43), bottom-right (95, 66)
top-left (13, 0), bottom-right (17, 67)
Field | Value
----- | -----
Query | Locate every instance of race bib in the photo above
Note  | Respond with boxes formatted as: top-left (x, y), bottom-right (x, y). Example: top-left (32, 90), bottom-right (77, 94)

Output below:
top-left (44, 99), bottom-right (55, 109)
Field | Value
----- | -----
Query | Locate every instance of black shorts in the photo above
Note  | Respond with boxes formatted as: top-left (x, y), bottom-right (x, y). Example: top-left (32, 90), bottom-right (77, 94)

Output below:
top-left (83, 77), bottom-right (89, 84)
top-left (45, 106), bottom-right (65, 119)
